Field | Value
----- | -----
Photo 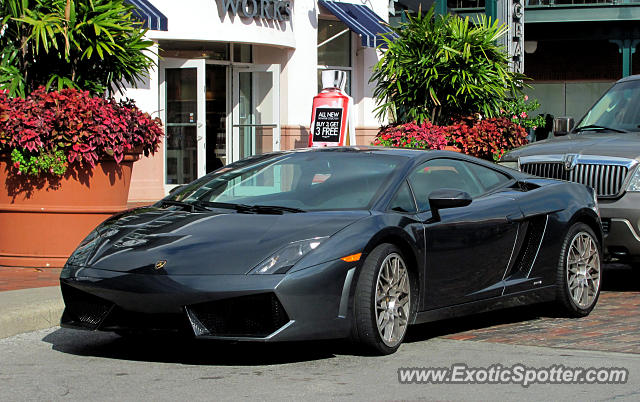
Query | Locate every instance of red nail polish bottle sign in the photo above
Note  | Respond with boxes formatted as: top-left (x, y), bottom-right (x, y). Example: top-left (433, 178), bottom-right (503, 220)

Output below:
top-left (309, 70), bottom-right (355, 147)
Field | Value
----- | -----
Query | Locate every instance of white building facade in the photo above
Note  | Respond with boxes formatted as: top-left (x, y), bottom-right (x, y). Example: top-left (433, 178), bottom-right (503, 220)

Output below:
top-left (122, 0), bottom-right (390, 202)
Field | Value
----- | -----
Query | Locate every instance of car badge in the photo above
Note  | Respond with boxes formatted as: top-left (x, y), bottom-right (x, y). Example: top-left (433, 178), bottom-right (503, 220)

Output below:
top-left (154, 260), bottom-right (167, 270)
top-left (563, 154), bottom-right (579, 171)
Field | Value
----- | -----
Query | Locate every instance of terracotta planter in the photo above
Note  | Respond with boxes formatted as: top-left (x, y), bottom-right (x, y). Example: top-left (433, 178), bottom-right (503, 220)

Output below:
top-left (0, 152), bottom-right (140, 268)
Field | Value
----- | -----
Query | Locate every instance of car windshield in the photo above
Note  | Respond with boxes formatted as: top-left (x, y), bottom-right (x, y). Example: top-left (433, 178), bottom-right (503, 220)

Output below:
top-left (575, 79), bottom-right (640, 133)
top-left (167, 151), bottom-right (406, 211)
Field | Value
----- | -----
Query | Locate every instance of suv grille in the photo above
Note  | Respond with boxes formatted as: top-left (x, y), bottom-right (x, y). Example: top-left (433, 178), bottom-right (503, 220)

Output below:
top-left (520, 162), bottom-right (630, 197)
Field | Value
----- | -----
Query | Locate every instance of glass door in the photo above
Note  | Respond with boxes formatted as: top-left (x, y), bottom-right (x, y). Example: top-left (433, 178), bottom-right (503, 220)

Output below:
top-left (232, 64), bottom-right (280, 162)
top-left (160, 59), bottom-right (206, 187)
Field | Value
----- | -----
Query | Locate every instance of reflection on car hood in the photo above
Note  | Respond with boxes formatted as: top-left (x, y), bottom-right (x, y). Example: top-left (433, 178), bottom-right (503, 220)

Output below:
top-left (80, 207), bottom-right (370, 275)
top-left (503, 132), bottom-right (640, 161)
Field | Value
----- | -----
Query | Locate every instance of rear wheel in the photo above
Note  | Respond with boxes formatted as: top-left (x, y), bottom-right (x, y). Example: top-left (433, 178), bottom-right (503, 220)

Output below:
top-left (555, 223), bottom-right (602, 317)
top-left (351, 243), bottom-right (411, 355)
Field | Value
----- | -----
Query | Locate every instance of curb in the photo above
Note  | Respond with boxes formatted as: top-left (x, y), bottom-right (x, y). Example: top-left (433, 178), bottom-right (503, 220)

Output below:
top-left (0, 286), bottom-right (63, 339)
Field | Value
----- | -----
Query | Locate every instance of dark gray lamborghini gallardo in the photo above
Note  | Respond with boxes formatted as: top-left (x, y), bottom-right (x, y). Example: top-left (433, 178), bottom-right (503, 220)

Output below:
top-left (61, 147), bottom-right (602, 354)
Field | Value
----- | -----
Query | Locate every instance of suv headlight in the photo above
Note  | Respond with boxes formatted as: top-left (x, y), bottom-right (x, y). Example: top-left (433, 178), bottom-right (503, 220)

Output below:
top-left (627, 167), bottom-right (640, 192)
top-left (249, 237), bottom-right (327, 274)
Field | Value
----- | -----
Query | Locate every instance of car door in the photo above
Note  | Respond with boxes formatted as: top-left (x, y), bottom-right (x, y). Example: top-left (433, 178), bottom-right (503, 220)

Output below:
top-left (408, 158), bottom-right (522, 310)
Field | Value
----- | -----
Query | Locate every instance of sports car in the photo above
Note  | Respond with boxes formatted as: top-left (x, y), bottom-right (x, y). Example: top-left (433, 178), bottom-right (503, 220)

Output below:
top-left (61, 147), bottom-right (602, 354)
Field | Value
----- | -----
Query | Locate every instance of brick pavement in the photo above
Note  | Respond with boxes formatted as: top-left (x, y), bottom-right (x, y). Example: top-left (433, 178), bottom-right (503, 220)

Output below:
top-left (407, 264), bottom-right (640, 354)
top-left (0, 267), bottom-right (62, 291)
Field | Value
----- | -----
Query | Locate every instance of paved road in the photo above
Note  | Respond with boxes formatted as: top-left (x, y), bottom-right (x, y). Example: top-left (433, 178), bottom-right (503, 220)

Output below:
top-left (1, 327), bottom-right (638, 401)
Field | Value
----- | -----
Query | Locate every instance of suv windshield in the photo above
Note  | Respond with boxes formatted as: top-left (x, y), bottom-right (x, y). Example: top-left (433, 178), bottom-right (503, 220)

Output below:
top-left (166, 151), bottom-right (405, 212)
top-left (575, 79), bottom-right (640, 133)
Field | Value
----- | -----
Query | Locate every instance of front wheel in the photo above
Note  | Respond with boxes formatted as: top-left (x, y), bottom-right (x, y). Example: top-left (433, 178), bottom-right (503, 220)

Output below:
top-left (555, 223), bottom-right (602, 317)
top-left (351, 243), bottom-right (412, 355)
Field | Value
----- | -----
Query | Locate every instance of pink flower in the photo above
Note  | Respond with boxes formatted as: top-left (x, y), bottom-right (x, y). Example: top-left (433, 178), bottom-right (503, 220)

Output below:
top-left (520, 112), bottom-right (527, 118)
top-left (13, 162), bottom-right (19, 168)
top-left (512, 115), bottom-right (518, 119)
top-left (524, 95), bottom-right (529, 101)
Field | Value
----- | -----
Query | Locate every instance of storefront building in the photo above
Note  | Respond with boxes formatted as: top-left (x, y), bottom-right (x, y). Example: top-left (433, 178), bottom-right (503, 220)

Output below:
top-left (407, 0), bottom-right (640, 139)
top-left (121, 0), bottom-right (392, 202)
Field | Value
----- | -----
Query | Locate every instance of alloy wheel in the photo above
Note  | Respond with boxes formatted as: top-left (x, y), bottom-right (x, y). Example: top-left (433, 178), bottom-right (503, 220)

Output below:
top-left (375, 253), bottom-right (410, 347)
top-left (566, 231), bottom-right (601, 309)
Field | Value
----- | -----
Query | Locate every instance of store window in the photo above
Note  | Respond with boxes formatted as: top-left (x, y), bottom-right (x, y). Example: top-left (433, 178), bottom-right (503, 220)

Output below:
top-left (317, 19), bottom-right (352, 94)
top-left (159, 41), bottom-right (230, 60)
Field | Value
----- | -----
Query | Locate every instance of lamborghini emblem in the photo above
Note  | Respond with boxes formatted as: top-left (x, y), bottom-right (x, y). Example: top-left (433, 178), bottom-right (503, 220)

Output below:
top-left (154, 260), bottom-right (167, 270)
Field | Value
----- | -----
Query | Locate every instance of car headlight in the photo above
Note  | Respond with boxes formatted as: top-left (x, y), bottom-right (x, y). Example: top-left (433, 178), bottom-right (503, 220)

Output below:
top-left (64, 229), bottom-right (101, 269)
top-left (249, 237), bottom-right (327, 275)
top-left (498, 161), bottom-right (519, 170)
top-left (627, 167), bottom-right (640, 192)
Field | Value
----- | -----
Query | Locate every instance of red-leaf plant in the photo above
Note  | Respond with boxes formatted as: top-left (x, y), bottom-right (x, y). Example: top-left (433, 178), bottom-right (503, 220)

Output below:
top-left (374, 117), bottom-right (528, 162)
top-left (373, 121), bottom-right (449, 150)
top-left (0, 87), bottom-right (163, 177)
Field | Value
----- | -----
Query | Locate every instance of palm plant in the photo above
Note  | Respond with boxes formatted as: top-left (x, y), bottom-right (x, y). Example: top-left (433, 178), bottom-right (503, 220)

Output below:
top-left (371, 6), bottom-right (527, 125)
top-left (0, 0), bottom-right (155, 97)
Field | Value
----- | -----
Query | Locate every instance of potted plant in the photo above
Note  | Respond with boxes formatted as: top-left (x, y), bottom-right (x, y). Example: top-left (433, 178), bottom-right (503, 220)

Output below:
top-left (0, 0), bottom-right (160, 267)
top-left (0, 88), bottom-right (162, 267)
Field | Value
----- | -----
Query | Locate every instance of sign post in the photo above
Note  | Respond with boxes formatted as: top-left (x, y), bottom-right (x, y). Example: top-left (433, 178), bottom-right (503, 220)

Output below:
top-left (309, 70), bottom-right (355, 147)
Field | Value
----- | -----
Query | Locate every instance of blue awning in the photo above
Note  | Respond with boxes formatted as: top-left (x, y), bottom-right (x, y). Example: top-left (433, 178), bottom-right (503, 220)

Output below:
top-left (319, 0), bottom-right (397, 48)
top-left (126, 0), bottom-right (168, 31)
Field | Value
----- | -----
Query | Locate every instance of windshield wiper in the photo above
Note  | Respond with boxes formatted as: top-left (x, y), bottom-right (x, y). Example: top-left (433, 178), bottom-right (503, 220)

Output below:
top-left (194, 201), bottom-right (305, 214)
top-left (158, 200), bottom-right (210, 212)
top-left (240, 204), bottom-right (306, 214)
top-left (574, 124), bottom-right (627, 133)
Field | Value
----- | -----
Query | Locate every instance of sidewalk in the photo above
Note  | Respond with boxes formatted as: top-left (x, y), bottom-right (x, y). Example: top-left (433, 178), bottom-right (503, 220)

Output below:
top-left (0, 266), bottom-right (63, 339)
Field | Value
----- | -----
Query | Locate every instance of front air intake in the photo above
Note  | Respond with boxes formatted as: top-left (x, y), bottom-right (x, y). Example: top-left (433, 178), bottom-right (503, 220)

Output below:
top-left (186, 293), bottom-right (290, 338)
top-left (60, 284), bottom-right (113, 330)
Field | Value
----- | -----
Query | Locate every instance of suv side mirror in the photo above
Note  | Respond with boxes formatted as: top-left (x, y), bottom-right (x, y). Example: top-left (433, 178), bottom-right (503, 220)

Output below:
top-left (428, 189), bottom-right (472, 221)
top-left (553, 117), bottom-right (575, 136)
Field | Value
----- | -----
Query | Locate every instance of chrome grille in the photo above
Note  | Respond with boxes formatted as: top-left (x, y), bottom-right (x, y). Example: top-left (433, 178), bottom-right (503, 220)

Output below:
top-left (520, 162), bottom-right (630, 197)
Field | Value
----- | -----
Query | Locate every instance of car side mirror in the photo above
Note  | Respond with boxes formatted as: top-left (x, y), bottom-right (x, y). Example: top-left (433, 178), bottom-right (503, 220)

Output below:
top-left (428, 189), bottom-right (472, 221)
top-left (553, 117), bottom-right (575, 136)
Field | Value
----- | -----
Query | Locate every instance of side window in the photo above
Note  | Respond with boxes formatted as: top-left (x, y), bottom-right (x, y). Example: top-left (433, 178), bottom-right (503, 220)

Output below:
top-left (408, 159), bottom-right (485, 211)
top-left (388, 181), bottom-right (417, 213)
top-left (465, 162), bottom-right (512, 193)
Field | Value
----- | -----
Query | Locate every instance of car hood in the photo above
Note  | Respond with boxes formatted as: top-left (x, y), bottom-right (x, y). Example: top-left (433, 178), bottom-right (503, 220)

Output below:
top-left (74, 207), bottom-right (370, 275)
top-left (503, 132), bottom-right (640, 161)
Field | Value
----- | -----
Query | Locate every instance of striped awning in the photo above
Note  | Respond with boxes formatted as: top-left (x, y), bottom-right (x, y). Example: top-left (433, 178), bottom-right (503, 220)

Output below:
top-left (126, 0), bottom-right (168, 31)
top-left (319, 0), bottom-right (397, 48)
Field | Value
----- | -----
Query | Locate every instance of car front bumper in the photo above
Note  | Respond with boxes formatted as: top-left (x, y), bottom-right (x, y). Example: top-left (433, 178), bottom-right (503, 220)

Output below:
top-left (59, 259), bottom-right (356, 342)
top-left (599, 192), bottom-right (640, 259)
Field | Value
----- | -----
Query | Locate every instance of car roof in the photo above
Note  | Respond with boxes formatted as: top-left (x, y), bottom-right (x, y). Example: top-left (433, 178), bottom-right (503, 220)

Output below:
top-left (616, 75), bottom-right (640, 84)
top-left (283, 146), bottom-right (460, 160)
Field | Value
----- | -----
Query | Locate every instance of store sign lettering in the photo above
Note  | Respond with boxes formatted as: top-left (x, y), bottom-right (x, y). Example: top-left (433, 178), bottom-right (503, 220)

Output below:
top-left (219, 0), bottom-right (292, 21)
top-left (511, 0), bottom-right (524, 74)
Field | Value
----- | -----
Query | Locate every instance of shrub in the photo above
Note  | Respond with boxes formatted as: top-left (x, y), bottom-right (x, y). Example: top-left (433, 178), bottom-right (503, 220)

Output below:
top-left (500, 95), bottom-right (545, 131)
top-left (0, 87), bottom-right (163, 176)
top-left (373, 117), bottom-right (528, 162)
top-left (448, 117), bottom-right (529, 161)
top-left (371, 6), bottom-right (526, 125)
top-left (373, 121), bottom-right (449, 149)
top-left (0, 0), bottom-right (155, 97)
